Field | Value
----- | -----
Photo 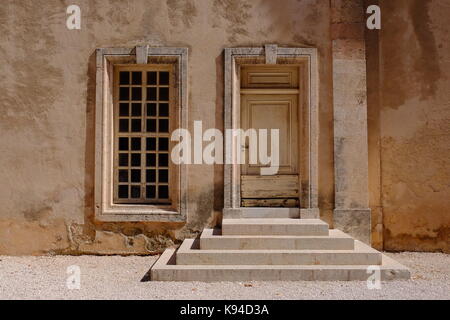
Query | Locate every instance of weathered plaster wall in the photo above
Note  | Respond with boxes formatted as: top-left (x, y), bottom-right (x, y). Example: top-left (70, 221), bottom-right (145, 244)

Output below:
top-left (368, 0), bottom-right (450, 252)
top-left (0, 0), bottom-right (334, 255)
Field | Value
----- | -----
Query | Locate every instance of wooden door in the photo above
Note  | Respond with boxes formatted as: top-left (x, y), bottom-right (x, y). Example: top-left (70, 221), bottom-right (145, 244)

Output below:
top-left (240, 66), bottom-right (300, 207)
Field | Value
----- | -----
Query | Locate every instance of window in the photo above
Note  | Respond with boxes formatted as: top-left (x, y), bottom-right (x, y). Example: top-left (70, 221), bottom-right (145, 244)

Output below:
top-left (94, 47), bottom-right (187, 222)
top-left (114, 66), bottom-right (173, 204)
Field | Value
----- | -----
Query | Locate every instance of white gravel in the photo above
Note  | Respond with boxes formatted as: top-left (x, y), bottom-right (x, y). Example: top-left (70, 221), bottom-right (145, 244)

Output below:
top-left (0, 252), bottom-right (448, 300)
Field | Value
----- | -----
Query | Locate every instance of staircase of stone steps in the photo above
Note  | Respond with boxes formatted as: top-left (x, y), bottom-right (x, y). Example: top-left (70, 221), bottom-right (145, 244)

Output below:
top-left (151, 218), bottom-right (410, 281)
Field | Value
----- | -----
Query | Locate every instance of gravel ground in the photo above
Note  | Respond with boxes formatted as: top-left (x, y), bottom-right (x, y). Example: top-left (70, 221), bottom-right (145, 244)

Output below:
top-left (0, 252), bottom-right (448, 300)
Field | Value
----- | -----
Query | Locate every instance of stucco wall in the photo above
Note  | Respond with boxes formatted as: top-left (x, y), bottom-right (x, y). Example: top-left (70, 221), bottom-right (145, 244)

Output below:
top-left (0, 0), bottom-right (334, 255)
top-left (368, 0), bottom-right (450, 253)
top-left (1, 0), bottom-right (447, 256)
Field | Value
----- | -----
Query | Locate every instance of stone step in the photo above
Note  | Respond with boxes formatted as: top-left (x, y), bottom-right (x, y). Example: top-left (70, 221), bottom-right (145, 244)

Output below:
top-left (200, 228), bottom-right (355, 250)
top-left (222, 218), bottom-right (329, 236)
top-left (151, 246), bottom-right (411, 281)
top-left (176, 239), bottom-right (381, 265)
top-left (223, 208), bottom-right (300, 218)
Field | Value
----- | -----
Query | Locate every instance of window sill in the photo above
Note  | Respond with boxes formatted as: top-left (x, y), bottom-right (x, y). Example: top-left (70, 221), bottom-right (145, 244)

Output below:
top-left (98, 207), bottom-right (185, 222)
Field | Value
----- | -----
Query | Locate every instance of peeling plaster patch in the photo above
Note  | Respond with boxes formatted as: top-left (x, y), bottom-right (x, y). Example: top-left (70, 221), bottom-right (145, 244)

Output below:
top-left (410, 0), bottom-right (442, 100)
top-left (105, 1), bottom-right (140, 34)
top-left (331, 0), bottom-right (364, 24)
top-left (1, 45), bottom-right (63, 131)
top-left (191, 188), bottom-right (216, 229)
top-left (380, 1), bottom-right (412, 110)
top-left (0, 217), bottom-right (179, 255)
top-left (381, 120), bottom-right (450, 253)
top-left (66, 223), bottom-right (177, 255)
top-left (381, 98), bottom-right (427, 140)
top-left (175, 187), bottom-right (217, 239)
top-left (382, 0), bottom-right (443, 110)
top-left (85, 1), bottom-right (166, 47)
top-left (384, 227), bottom-right (450, 253)
top-left (166, 0), bottom-right (198, 29)
top-left (213, 0), bottom-right (251, 43)
top-left (23, 206), bottom-right (52, 222)
top-left (259, 0), bottom-right (323, 46)
top-left (0, 3), bottom-right (10, 38)
top-left (0, 219), bottom-right (69, 255)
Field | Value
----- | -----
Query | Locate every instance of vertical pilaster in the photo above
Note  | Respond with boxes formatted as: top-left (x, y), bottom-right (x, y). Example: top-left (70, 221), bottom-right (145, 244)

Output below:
top-left (331, 0), bottom-right (371, 244)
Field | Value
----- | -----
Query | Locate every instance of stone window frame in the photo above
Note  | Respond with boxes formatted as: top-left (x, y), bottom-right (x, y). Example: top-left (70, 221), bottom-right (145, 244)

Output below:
top-left (94, 46), bottom-right (188, 222)
top-left (223, 46), bottom-right (319, 219)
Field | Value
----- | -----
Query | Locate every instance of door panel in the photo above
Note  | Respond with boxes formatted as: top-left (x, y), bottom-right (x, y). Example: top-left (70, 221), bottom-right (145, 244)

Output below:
top-left (241, 199), bottom-right (299, 207)
top-left (241, 65), bottom-right (299, 88)
top-left (241, 175), bottom-right (299, 199)
top-left (240, 94), bottom-right (298, 175)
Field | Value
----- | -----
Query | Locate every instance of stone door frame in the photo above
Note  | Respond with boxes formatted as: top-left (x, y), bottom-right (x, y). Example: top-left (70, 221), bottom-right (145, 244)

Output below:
top-left (223, 45), bottom-right (319, 219)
